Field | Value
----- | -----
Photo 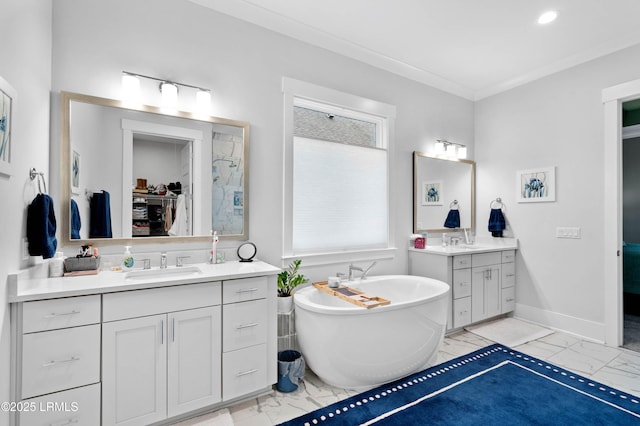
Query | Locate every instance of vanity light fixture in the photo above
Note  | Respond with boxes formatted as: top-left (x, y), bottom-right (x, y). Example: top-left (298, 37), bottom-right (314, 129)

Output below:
top-left (436, 139), bottom-right (467, 159)
top-left (121, 71), bottom-right (212, 114)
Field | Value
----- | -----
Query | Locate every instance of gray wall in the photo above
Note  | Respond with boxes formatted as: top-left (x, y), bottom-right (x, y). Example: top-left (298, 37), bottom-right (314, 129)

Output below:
top-left (476, 43), bottom-right (640, 339)
top-left (51, 0), bottom-right (475, 280)
top-left (0, 0), bottom-right (52, 422)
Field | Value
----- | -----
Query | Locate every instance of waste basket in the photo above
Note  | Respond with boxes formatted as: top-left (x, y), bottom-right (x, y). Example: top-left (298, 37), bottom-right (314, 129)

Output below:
top-left (277, 350), bottom-right (305, 392)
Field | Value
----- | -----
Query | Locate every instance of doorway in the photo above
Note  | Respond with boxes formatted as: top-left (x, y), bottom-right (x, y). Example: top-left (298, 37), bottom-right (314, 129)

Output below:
top-left (603, 79), bottom-right (640, 348)
top-left (622, 116), bottom-right (640, 351)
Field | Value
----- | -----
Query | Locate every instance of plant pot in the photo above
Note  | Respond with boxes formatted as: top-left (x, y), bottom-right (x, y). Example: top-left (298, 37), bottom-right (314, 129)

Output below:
top-left (277, 295), bottom-right (293, 314)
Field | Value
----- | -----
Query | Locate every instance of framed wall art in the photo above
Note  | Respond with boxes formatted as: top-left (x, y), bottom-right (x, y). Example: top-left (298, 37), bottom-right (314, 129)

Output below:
top-left (0, 75), bottom-right (16, 177)
top-left (422, 180), bottom-right (443, 206)
top-left (71, 150), bottom-right (80, 194)
top-left (516, 166), bottom-right (555, 203)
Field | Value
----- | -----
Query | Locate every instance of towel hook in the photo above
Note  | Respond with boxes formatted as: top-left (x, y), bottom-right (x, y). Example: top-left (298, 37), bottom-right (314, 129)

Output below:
top-left (490, 197), bottom-right (503, 209)
top-left (29, 168), bottom-right (47, 194)
top-left (449, 199), bottom-right (459, 209)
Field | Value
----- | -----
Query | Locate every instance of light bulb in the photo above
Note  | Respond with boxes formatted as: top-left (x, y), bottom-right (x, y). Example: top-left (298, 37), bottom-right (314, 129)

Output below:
top-left (434, 141), bottom-right (445, 154)
top-left (457, 146), bottom-right (467, 159)
top-left (196, 89), bottom-right (211, 114)
top-left (446, 144), bottom-right (456, 157)
top-left (160, 82), bottom-right (178, 109)
top-left (122, 73), bottom-right (141, 104)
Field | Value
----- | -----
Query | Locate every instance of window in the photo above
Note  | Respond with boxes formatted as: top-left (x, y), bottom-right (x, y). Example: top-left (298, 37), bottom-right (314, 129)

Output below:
top-left (282, 78), bottom-right (396, 265)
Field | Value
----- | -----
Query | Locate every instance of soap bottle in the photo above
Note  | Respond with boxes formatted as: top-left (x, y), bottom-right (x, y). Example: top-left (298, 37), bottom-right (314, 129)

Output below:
top-left (210, 230), bottom-right (219, 264)
top-left (123, 246), bottom-right (134, 269)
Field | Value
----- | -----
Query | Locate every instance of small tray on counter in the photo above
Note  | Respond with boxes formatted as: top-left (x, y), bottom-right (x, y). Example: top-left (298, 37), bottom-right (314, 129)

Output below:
top-left (64, 256), bottom-right (101, 272)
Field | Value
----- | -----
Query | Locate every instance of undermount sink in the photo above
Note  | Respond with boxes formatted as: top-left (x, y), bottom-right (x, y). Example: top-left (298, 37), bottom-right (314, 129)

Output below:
top-left (125, 265), bottom-right (203, 280)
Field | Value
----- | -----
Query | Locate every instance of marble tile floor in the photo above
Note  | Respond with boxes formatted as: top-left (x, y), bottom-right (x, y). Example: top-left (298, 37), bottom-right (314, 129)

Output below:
top-left (174, 328), bottom-right (640, 426)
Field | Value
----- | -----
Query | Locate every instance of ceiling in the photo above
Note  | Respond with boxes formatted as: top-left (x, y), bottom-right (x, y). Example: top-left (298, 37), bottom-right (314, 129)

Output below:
top-left (189, 0), bottom-right (640, 100)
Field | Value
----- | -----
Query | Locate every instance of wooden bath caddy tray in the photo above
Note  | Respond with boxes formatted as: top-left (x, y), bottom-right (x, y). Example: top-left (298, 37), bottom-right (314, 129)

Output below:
top-left (312, 281), bottom-right (390, 309)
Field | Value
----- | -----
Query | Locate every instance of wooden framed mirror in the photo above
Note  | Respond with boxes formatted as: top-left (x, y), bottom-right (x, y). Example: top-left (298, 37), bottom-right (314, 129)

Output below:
top-left (60, 91), bottom-right (250, 246)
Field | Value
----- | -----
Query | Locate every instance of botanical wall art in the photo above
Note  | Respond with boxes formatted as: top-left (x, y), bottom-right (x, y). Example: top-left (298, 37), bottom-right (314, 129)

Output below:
top-left (422, 180), bottom-right (443, 206)
top-left (516, 166), bottom-right (556, 203)
top-left (71, 150), bottom-right (80, 194)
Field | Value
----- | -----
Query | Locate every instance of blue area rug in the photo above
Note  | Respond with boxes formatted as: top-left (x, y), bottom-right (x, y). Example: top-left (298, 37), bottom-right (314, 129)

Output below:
top-left (279, 344), bottom-right (640, 425)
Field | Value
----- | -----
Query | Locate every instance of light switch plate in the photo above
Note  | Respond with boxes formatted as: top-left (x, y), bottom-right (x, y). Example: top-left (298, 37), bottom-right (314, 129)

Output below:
top-left (556, 227), bottom-right (581, 239)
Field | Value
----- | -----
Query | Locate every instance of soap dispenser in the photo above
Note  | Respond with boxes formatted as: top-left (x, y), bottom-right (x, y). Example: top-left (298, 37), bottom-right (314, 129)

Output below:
top-left (123, 246), bottom-right (134, 269)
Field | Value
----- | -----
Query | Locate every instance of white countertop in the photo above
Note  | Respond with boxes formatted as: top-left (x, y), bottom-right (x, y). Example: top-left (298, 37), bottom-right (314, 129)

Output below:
top-left (8, 260), bottom-right (281, 303)
top-left (408, 237), bottom-right (518, 256)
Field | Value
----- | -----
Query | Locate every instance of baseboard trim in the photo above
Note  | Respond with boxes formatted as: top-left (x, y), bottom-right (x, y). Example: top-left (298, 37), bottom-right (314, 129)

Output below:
top-left (514, 303), bottom-right (606, 344)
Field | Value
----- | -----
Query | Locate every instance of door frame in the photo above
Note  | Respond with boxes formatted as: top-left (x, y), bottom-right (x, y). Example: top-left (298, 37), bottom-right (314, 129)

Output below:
top-left (602, 78), bottom-right (640, 346)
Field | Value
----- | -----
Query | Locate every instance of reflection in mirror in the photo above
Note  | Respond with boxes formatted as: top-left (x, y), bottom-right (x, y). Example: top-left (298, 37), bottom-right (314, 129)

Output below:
top-left (212, 123), bottom-right (245, 235)
top-left (413, 151), bottom-right (475, 234)
top-left (61, 92), bottom-right (249, 246)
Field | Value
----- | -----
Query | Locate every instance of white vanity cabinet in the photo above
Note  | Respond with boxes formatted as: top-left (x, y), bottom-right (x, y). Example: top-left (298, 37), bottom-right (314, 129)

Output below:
top-left (9, 262), bottom-right (279, 426)
top-left (221, 277), bottom-right (269, 401)
top-left (101, 282), bottom-right (222, 426)
top-left (470, 253), bottom-right (502, 323)
top-left (13, 295), bottom-right (102, 426)
top-left (409, 246), bottom-right (516, 331)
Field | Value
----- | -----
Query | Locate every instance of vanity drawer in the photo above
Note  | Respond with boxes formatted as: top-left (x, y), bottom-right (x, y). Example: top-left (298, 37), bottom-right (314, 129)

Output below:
top-left (19, 383), bottom-right (100, 426)
top-left (502, 262), bottom-right (516, 288)
top-left (501, 250), bottom-right (516, 263)
top-left (103, 281), bottom-right (221, 322)
top-left (452, 268), bottom-right (472, 299)
top-left (472, 252), bottom-right (501, 268)
top-left (223, 299), bottom-right (268, 352)
top-left (452, 297), bottom-right (472, 329)
top-left (222, 344), bottom-right (268, 401)
top-left (21, 324), bottom-right (100, 399)
top-left (22, 295), bottom-right (100, 333)
top-left (501, 286), bottom-right (516, 313)
top-left (223, 276), bottom-right (268, 304)
top-left (453, 255), bottom-right (471, 270)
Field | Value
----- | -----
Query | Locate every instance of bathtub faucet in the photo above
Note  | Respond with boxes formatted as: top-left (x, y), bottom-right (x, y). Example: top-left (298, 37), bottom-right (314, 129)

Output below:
top-left (348, 261), bottom-right (377, 280)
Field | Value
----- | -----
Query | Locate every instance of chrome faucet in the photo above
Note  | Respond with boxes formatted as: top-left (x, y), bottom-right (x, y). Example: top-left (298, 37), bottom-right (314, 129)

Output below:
top-left (160, 252), bottom-right (167, 269)
top-left (348, 261), bottom-right (377, 280)
top-left (176, 256), bottom-right (190, 267)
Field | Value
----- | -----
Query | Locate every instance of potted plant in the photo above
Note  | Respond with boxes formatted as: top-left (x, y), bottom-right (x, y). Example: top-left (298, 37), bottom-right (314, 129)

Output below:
top-left (277, 259), bottom-right (308, 313)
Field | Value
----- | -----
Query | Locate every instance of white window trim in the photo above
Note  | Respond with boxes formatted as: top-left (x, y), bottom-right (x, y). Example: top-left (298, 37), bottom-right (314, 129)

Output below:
top-left (282, 77), bottom-right (397, 267)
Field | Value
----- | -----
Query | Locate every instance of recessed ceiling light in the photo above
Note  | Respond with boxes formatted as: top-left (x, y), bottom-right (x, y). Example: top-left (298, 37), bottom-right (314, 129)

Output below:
top-left (538, 10), bottom-right (558, 25)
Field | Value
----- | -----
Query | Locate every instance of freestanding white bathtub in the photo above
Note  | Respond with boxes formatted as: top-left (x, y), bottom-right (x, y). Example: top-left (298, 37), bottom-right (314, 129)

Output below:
top-left (294, 275), bottom-right (450, 390)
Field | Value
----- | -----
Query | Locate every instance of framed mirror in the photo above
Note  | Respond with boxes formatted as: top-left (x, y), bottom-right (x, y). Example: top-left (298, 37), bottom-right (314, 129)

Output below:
top-left (60, 91), bottom-right (250, 246)
top-left (413, 151), bottom-right (475, 234)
